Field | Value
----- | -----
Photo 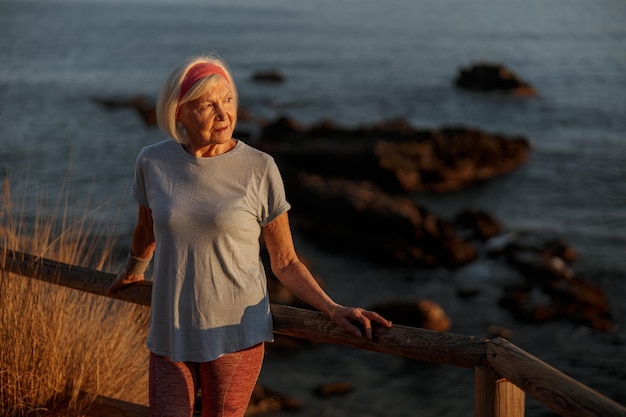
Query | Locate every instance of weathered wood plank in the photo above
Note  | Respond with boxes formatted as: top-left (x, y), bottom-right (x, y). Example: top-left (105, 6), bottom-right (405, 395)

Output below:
top-left (271, 303), bottom-right (489, 368)
top-left (487, 337), bottom-right (626, 417)
top-left (1, 248), bottom-right (152, 305)
top-left (84, 395), bottom-right (149, 417)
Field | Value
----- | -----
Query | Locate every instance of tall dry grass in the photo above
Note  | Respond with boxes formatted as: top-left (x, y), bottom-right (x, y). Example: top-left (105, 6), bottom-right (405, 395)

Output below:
top-left (0, 177), bottom-right (150, 416)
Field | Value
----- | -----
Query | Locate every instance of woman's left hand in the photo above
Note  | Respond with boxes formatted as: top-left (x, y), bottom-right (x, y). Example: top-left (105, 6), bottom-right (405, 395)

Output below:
top-left (327, 305), bottom-right (392, 340)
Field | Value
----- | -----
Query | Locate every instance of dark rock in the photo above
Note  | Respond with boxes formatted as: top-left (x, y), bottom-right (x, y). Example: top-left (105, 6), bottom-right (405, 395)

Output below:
top-left (455, 209), bottom-right (503, 240)
top-left (288, 174), bottom-right (476, 268)
top-left (251, 69), bottom-right (285, 83)
top-left (260, 117), bottom-right (531, 195)
top-left (455, 62), bottom-right (537, 96)
top-left (457, 287), bottom-right (481, 299)
top-left (495, 232), bottom-right (616, 332)
top-left (499, 277), bottom-right (616, 332)
top-left (260, 116), bottom-right (306, 142)
top-left (314, 382), bottom-right (353, 398)
top-left (368, 300), bottom-right (451, 331)
top-left (245, 384), bottom-right (301, 416)
top-left (487, 324), bottom-right (514, 340)
top-left (92, 95), bottom-right (157, 126)
top-left (374, 128), bottom-right (531, 193)
top-left (500, 234), bottom-right (578, 282)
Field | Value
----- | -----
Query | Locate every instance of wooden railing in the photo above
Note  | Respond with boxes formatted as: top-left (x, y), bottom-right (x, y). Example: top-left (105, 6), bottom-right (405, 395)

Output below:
top-left (2, 248), bottom-right (625, 417)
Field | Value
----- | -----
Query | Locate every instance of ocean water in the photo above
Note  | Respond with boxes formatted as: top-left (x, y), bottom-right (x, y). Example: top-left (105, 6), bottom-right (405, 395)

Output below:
top-left (1, 0), bottom-right (625, 415)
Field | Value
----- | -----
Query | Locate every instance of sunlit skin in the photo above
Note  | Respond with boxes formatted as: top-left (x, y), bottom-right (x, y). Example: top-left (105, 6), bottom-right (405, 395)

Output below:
top-left (178, 77), bottom-right (237, 157)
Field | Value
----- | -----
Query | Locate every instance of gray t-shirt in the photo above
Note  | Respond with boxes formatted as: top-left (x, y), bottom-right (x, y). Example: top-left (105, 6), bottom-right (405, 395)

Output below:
top-left (132, 139), bottom-right (291, 362)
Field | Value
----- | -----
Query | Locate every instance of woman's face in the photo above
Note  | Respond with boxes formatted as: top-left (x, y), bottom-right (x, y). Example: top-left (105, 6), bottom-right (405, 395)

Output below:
top-left (179, 78), bottom-right (237, 152)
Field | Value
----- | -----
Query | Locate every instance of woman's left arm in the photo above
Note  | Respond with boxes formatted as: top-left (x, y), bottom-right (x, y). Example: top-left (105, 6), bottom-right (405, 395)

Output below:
top-left (262, 212), bottom-right (392, 339)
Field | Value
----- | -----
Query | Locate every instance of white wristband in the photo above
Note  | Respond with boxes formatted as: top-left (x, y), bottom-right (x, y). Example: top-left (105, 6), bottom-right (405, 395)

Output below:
top-left (125, 250), bottom-right (152, 275)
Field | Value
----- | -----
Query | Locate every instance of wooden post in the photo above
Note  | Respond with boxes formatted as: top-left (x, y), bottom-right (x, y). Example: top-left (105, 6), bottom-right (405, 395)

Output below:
top-left (475, 366), bottom-right (525, 417)
top-left (487, 337), bottom-right (626, 417)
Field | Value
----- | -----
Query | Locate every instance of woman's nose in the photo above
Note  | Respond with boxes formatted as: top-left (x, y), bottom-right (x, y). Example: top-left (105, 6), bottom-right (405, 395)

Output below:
top-left (214, 105), bottom-right (225, 120)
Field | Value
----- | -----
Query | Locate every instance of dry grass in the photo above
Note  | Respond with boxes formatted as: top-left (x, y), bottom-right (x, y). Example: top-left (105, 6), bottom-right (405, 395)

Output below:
top-left (0, 178), bottom-right (150, 416)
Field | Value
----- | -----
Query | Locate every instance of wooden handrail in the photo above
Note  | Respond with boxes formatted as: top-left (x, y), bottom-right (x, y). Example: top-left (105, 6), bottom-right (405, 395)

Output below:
top-left (0, 248), bottom-right (488, 368)
top-left (0, 248), bottom-right (153, 306)
top-left (2, 248), bottom-right (625, 417)
top-left (272, 303), bottom-right (488, 368)
top-left (488, 337), bottom-right (625, 417)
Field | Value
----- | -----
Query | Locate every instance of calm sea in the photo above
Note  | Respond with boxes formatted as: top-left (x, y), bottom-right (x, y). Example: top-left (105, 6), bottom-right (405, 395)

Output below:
top-left (1, 0), bottom-right (625, 415)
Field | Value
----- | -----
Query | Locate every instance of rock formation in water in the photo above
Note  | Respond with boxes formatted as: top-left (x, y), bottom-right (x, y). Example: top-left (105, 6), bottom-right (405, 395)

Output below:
top-left (92, 95), bottom-right (157, 126)
top-left (251, 69), bottom-right (286, 83)
top-left (257, 116), bottom-right (529, 267)
top-left (454, 62), bottom-right (537, 96)
top-left (259, 116), bottom-right (531, 194)
top-left (490, 232), bottom-right (616, 332)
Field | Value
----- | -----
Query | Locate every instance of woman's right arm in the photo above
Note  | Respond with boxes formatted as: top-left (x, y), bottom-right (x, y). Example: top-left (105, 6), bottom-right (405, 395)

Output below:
top-left (106, 204), bottom-right (156, 294)
top-left (130, 204), bottom-right (156, 259)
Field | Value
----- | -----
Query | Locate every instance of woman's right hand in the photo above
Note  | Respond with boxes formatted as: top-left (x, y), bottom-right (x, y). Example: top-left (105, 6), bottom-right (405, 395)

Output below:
top-left (106, 272), bottom-right (147, 295)
top-left (327, 304), bottom-right (392, 340)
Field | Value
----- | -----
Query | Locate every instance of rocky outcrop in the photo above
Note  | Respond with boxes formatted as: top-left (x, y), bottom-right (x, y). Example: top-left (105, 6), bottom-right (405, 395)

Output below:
top-left (255, 117), bottom-right (529, 268)
top-left (245, 385), bottom-right (302, 416)
top-left (92, 95), bottom-right (157, 126)
top-left (455, 62), bottom-right (537, 96)
top-left (251, 69), bottom-right (285, 83)
top-left (489, 232), bottom-right (616, 332)
top-left (260, 117), bottom-right (531, 194)
top-left (288, 174), bottom-right (476, 268)
top-left (455, 209), bottom-right (503, 240)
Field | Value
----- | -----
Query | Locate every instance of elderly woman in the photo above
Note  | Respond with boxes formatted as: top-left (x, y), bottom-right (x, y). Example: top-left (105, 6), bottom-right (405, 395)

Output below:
top-left (107, 54), bottom-right (392, 417)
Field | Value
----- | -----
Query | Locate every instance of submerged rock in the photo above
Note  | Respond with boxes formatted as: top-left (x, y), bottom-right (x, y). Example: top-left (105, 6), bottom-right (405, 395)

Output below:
top-left (454, 62), bottom-right (537, 96)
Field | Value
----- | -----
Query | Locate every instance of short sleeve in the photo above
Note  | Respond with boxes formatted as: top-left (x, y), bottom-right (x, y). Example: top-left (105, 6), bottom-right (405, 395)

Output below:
top-left (259, 158), bottom-right (291, 226)
top-left (131, 150), bottom-right (150, 208)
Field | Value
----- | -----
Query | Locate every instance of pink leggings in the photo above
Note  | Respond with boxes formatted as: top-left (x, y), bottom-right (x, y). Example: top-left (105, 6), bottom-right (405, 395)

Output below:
top-left (149, 343), bottom-right (264, 417)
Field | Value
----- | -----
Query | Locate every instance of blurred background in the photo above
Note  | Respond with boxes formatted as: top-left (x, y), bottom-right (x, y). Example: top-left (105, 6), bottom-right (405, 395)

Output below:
top-left (1, 0), bottom-right (625, 416)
